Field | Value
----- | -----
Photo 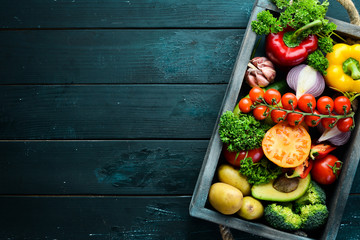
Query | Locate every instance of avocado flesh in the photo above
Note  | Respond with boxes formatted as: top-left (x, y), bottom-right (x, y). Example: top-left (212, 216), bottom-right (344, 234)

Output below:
top-left (251, 174), bottom-right (311, 202)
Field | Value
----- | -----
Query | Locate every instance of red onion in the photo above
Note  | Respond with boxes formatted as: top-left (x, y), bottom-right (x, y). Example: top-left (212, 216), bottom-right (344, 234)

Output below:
top-left (287, 64), bottom-right (325, 99)
top-left (317, 123), bottom-right (351, 146)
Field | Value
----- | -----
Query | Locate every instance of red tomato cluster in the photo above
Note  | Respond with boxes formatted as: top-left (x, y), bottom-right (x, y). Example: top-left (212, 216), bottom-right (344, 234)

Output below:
top-left (239, 87), bottom-right (354, 132)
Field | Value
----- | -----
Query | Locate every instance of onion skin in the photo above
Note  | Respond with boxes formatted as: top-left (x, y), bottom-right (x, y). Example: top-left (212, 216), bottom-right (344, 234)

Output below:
top-left (317, 123), bottom-right (351, 146)
top-left (287, 64), bottom-right (325, 99)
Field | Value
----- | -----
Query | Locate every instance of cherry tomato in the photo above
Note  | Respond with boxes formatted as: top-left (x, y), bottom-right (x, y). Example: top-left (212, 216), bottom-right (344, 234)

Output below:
top-left (264, 88), bottom-right (281, 105)
top-left (286, 110), bottom-right (304, 126)
top-left (298, 93), bottom-right (316, 113)
top-left (337, 117), bottom-right (353, 132)
top-left (239, 98), bottom-right (253, 113)
top-left (222, 146), bottom-right (264, 167)
top-left (334, 96), bottom-right (352, 115)
top-left (311, 154), bottom-right (342, 185)
top-left (253, 105), bottom-right (269, 120)
top-left (281, 93), bottom-right (297, 110)
top-left (271, 109), bottom-right (287, 123)
top-left (304, 109), bottom-right (321, 127)
top-left (249, 87), bottom-right (264, 103)
top-left (317, 96), bottom-right (334, 115)
top-left (321, 115), bottom-right (337, 129)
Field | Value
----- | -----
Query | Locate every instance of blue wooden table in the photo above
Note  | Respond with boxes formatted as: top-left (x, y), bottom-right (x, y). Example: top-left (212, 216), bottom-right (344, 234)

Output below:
top-left (0, 1), bottom-right (359, 239)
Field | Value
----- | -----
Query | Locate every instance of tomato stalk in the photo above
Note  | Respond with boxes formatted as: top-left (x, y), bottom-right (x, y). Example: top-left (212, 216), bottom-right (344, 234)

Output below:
top-left (327, 160), bottom-right (342, 179)
top-left (251, 97), bottom-right (355, 128)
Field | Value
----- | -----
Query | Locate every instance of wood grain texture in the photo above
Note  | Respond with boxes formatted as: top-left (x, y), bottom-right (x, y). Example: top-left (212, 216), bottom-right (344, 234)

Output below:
top-left (0, 0), bottom-right (353, 29)
top-left (0, 140), bottom-right (208, 195)
top-left (0, 0), bottom-right (254, 29)
top-left (0, 195), bottom-right (358, 240)
top-left (0, 30), bottom-right (243, 84)
top-left (0, 85), bottom-right (226, 139)
top-left (1, 139), bottom-right (359, 195)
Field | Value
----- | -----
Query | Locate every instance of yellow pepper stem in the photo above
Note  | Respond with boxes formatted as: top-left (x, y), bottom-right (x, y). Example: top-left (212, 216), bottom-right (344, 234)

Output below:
top-left (343, 58), bottom-right (360, 80)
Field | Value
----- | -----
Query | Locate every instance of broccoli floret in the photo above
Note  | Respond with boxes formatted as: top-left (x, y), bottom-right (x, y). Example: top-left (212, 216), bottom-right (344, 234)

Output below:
top-left (294, 181), bottom-right (326, 212)
top-left (264, 203), bottom-right (302, 231)
top-left (299, 204), bottom-right (329, 231)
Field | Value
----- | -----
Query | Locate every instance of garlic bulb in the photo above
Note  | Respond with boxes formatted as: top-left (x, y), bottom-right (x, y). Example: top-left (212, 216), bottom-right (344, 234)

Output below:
top-left (245, 57), bottom-right (276, 87)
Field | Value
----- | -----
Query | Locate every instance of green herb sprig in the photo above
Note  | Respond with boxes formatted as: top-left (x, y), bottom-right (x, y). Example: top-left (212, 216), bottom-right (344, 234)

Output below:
top-left (239, 157), bottom-right (283, 185)
top-left (219, 111), bottom-right (271, 152)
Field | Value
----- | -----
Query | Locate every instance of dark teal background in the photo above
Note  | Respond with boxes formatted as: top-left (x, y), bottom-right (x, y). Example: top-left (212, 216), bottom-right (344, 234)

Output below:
top-left (0, 0), bottom-right (359, 239)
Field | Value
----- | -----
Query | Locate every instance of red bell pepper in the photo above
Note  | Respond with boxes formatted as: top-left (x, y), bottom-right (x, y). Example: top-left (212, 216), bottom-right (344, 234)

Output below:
top-left (266, 28), bottom-right (318, 67)
top-left (309, 143), bottom-right (337, 160)
top-left (286, 158), bottom-right (313, 179)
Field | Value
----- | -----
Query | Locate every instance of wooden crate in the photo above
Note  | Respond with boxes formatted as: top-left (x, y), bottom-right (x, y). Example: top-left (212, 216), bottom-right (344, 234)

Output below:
top-left (189, 0), bottom-right (360, 239)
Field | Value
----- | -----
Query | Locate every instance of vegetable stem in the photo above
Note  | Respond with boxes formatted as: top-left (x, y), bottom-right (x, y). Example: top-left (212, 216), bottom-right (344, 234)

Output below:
top-left (343, 57), bottom-right (360, 80)
top-left (291, 19), bottom-right (323, 41)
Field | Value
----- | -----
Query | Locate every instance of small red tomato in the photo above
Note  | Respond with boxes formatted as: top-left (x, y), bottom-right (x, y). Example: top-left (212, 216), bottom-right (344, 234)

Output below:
top-left (304, 109), bottom-right (321, 127)
top-left (334, 96), bottom-right (352, 115)
top-left (321, 115), bottom-right (337, 129)
top-left (298, 93), bottom-right (316, 113)
top-left (264, 88), bottom-right (281, 105)
top-left (253, 105), bottom-right (269, 120)
top-left (239, 98), bottom-right (253, 113)
top-left (222, 146), bottom-right (264, 167)
top-left (281, 93), bottom-right (297, 110)
top-left (249, 87), bottom-right (264, 103)
top-left (271, 109), bottom-right (287, 123)
top-left (311, 154), bottom-right (342, 185)
top-left (286, 110), bottom-right (304, 126)
top-left (317, 96), bottom-right (334, 115)
top-left (337, 117), bottom-right (354, 132)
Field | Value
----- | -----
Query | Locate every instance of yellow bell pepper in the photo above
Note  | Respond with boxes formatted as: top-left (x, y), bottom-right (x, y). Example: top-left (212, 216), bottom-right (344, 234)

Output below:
top-left (325, 43), bottom-right (360, 93)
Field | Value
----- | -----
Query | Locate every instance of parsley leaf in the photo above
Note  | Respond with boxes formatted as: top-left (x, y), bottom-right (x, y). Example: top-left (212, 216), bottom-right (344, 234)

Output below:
top-left (307, 50), bottom-right (329, 75)
top-left (239, 157), bottom-right (283, 185)
top-left (219, 111), bottom-right (270, 152)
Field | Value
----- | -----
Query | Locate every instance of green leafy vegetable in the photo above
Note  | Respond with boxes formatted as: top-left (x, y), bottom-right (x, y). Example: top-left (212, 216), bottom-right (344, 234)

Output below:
top-left (238, 158), bottom-right (282, 185)
top-left (251, 0), bottom-right (339, 74)
top-left (219, 111), bottom-right (270, 152)
top-left (307, 50), bottom-right (329, 75)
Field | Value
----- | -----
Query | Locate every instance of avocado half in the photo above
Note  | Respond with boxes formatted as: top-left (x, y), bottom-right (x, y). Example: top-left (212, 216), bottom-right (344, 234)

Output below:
top-left (251, 174), bottom-right (311, 202)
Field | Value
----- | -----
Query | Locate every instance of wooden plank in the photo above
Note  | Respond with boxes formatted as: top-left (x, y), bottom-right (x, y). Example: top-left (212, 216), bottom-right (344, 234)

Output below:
top-left (0, 140), bottom-right (208, 195)
top-left (0, 0), bottom-right (255, 29)
top-left (0, 85), bottom-right (226, 139)
top-left (0, 0), bottom-right (352, 29)
top-left (1, 140), bottom-right (358, 195)
top-left (0, 195), bottom-right (358, 240)
top-left (0, 29), bottom-right (243, 84)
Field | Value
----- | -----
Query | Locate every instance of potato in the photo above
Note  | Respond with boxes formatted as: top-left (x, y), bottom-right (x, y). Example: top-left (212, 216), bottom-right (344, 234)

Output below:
top-left (237, 196), bottom-right (264, 220)
top-left (208, 182), bottom-right (243, 215)
top-left (217, 164), bottom-right (251, 196)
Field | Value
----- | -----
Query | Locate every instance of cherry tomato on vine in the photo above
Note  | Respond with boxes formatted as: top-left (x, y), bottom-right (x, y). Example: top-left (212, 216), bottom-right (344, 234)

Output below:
top-left (264, 88), bottom-right (281, 105)
top-left (298, 94), bottom-right (316, 113)
top-left (311, 154), bottom-right (342, 185)
top-left (334, 96), bottom-right (352, 115)
top-left (239, 98), bottom-right (253, 113)
top-left (271, 109), bottom-right (287, 123)
top-left (304, 109), bottom-right (321, 127)
top-left (317, 96), bottom-right (334, 115)
top-left (321, 115), bottom-right (337, 129)
top-left (281, 93), bottom-right (297, 110)
top-left (249, 87), bottom-right (264, 103)
top-left (286, 110), bottom-right (304, 126)
top-left (253, 105), bottom-right (269, 120)
top-left (222, 146), bottom-right (264, 167)
top-left (337, 117), bottom-right (353, 132)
